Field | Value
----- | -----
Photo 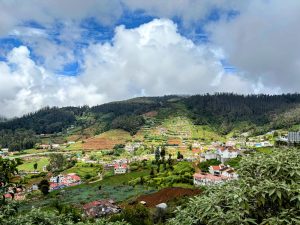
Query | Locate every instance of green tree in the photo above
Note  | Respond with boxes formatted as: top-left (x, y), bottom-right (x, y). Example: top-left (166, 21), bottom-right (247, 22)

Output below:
top-left (155, 147), bottom-right (160, 162)
top-left (33, 162), bottom-right (38, 171)
top-left (150, 167), bottom-right (155, 178)
top-left (38, 179), bottom-right (50, 195)
top-left (198, 159), bottom-right (221, 172)
top-left (0, 158), bottom-right (21, 204)
top-left (110, 204), bottom-right (152, 225)
top-left (177, 151), bottom-right (183, 160)
top-left (168, 154), bottom-right (172, 166)
top-left (47, 154), bottom-right (66, 171)
top-left (160, 146), bottom-right (166, 160)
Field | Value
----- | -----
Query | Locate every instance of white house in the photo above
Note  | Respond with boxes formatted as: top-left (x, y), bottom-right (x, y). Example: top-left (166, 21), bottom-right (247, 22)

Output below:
top-left (216, 147), bottom-right (239, 163)
top-left (50, 174), bottom-right (65, 183)
top-left (114, 163), bottom-right (128, 174)
top-left (193, 173), bottom-right (228, 186)
top-left (125, 142), bottom-right (141, 152)
top-left (202, 150), bottom-right (218, 160)
top-left (209, 164), bottom-right (238, 179)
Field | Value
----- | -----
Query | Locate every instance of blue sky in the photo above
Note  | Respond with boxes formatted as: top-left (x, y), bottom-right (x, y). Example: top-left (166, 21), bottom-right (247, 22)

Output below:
top-left (0, 0), bottom-right (299, 116)
top-left (0, 9), bottom-right (219, 75)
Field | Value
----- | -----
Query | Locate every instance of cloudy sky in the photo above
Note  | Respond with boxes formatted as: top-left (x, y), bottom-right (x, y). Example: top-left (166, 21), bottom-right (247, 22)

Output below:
top-left (0, 0), bottom-right (299, 117)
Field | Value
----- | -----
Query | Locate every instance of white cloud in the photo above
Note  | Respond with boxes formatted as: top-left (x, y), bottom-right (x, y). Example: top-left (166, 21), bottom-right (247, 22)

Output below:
top-left (0, 19), bottom-right (253, 117)
top-left (207, 0), bottom-right (300, 93)
top-left (0, 0), bottom-right (123, 35)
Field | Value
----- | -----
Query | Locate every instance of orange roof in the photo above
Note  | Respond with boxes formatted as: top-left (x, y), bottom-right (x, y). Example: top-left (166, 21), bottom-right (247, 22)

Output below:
top-left (211, 165), bottom-right (221, 170)
top-left (192, 148), bottom-right (201, 153)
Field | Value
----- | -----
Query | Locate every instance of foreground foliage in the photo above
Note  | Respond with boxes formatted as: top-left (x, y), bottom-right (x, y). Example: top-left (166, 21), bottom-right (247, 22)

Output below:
top-left (1, 208), bottom-right (129, 225)
top-left (169, 148), bottom-right (300, 225)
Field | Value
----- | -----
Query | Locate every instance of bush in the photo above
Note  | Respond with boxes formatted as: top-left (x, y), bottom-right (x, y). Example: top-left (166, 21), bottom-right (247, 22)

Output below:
top-left (169, 148), bottom-right (300, 225)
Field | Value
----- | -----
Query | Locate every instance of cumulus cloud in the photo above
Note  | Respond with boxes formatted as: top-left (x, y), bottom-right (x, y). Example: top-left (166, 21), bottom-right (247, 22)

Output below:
top-left (0, 19), bottom-right (252, 117)
top-left (207, 0), bottom-right (300, 93)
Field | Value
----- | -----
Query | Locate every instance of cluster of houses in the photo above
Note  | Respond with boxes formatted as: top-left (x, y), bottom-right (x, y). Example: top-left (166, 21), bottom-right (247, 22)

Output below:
top-left (49, 173), bottom-right (81, 191)
top-left (193, 164), bottom-right (238, 186)
top-left (124, 142), bottom-right (142, 152)
top-left (201, 146), bottom-right (239, 163)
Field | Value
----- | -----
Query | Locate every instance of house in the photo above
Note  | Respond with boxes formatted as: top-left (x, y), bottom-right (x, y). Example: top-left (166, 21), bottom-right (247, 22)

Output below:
top-left (288, 132), bottom-right (300, 144)
top-left (50, 174), bottom-right (65, 183)
top-left (125, 142), bottom-right (141, 152)
top-left (209, 164), bottom-right (238, 179)
top-left (201, 150), bottom-right (217, 160)
top-left (209, 165), bottom-right (223, 175)
top-left (49, 173), bottom-right (81, 191)
top-left (225, 140), bottom-right (236, 147)
top-left (31, 184), bottom-right (39, 191)
top-left (193, 173), bottom-right (228, 186)
top-left (83, 199), bottom-right (121, 217)
top-left (216, 147), bottom-right (239, 163)
top-left (192, 141), bottom-right (202, 148)
top-left (114, 163), bottom-right (128, 174)
top-left (52, 144), bottom-right (60, 149)
top-left (1, 148), bottom-right (9, 153)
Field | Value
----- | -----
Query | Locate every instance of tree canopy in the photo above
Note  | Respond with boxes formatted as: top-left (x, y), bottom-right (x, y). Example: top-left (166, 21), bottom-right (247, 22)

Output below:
top-left (169, 148), bottom-right (300, 225)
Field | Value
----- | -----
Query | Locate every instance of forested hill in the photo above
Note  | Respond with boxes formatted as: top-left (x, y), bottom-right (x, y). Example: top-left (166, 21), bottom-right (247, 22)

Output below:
top-left (1, 93), bottom-right (300, 141)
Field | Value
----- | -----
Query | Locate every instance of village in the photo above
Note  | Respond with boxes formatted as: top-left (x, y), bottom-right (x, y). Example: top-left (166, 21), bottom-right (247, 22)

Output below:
top-left (1, 115), bottom-right (299, 219)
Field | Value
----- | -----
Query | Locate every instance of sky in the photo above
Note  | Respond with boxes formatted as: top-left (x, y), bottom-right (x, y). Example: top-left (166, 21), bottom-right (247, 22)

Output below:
top-left (0, 0), bottom-right (299, 117)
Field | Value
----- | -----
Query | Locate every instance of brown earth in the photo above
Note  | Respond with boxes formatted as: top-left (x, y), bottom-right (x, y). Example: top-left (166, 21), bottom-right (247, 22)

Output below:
top-left (167, 138), bottom-right (182, 146)
top-left (83, 129), bottom-right (131, 150)
top-left (136, 187), bottom-right (201, 207)
top-left (143, 111), bottom-right (158, 117)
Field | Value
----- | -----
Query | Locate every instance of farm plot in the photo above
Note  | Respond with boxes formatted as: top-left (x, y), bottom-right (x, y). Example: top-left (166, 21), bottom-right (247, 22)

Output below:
top-left (136, 187), bottom-right (201, 207)
top-left (83, 129), bottom-right (131, 150)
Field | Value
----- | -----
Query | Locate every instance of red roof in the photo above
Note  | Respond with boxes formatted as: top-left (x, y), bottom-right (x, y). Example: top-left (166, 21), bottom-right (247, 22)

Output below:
top-left (50, 183), bottom-right (59, 188)
top-left (83, 199), bottom-right (115, 210)
top-left (114, 163), bottom-right (127, 169)
top-left (68, 174), bottom-right (81, 181)
top-left (211, 165), bottom-right (221, 170)
top-left (4, 193), bottom-right (12, 199)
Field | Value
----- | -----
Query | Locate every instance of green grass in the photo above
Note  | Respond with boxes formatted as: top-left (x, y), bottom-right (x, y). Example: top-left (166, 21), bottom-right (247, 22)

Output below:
top-left (64, 142), bottom-right (83, 151)
top-left (101, 169), bottom-right (150, 185)
top-left (18, 157), bottom-right (49, 172)
top-left (192, 125), bottom-right (225, 142)
top-left (63, 163), bottom-right (101, 178)
top-left (256, 147), bottom-right (273, 154)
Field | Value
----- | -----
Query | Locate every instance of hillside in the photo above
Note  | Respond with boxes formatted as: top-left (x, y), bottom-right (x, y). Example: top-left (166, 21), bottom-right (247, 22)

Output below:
top-left (1, 93), bottom-right (300, 151)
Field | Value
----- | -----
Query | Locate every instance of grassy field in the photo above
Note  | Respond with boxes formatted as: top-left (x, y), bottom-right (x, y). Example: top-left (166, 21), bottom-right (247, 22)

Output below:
top-left (63, 163), bottom-right (102, 178)
top-left (22, 169), bottom-right (154, 211)
top-left (64, 142), bottom-right (83, 151)
top-left (18, 157), bottom-right (49, 172)
top-left (192, 125), bottom-right (225, 142)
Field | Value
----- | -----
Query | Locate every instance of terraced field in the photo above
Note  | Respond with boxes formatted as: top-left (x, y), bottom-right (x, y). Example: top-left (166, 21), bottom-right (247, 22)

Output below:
top-left (83, 129), bottom-right (132, 150)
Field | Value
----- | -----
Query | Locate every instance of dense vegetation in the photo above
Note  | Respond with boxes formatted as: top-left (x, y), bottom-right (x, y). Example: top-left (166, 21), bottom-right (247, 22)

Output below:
top-left (169, 148), bottom-right (300, 225)
top-left (185, 93), bottom-right (300, 134)
top-left (0, 129), bottom-right (37, 151)
top-left (2, 94), bottom-right (300, 151)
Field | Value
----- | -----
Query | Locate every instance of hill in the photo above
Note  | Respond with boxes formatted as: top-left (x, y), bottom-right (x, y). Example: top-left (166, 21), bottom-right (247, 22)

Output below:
top-left (1, 93), bottom-right (300, 151)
